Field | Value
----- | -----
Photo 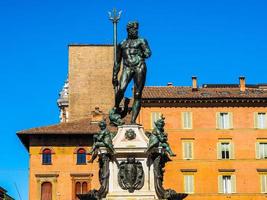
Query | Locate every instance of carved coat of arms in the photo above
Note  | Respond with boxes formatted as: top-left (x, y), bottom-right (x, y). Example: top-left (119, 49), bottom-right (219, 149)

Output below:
top-left (118, 157), bottom-right (144, 193)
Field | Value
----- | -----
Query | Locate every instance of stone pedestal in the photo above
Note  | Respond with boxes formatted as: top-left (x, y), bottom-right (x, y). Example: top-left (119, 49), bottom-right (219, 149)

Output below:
top-left (105, 125), bottom-right (158, 200)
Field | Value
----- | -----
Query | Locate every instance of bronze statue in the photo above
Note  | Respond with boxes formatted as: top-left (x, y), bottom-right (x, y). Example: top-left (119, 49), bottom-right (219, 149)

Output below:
top-left (88, 120), bottom-right (115, 162)
top-left (110, 21), bottom-right (152, 125)
top-left (147, 115), bottom-right (176, 157)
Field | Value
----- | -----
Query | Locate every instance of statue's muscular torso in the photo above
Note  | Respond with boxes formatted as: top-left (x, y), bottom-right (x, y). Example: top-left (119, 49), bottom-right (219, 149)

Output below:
top-left (120, 38), bottom-right (151, 67)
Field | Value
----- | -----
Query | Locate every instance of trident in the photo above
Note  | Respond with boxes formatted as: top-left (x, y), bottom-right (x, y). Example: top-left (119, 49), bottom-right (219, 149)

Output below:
top-left (108, 8), bottom-right (122, 93)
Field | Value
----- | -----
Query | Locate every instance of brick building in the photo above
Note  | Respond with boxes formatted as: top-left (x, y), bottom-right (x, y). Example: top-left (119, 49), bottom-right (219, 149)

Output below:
top-left (17, 45), bottom-right (267, 200)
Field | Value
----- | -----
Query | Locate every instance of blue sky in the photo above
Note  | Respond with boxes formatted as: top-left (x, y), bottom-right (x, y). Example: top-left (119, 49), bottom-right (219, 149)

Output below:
top-left (0, 0), bottom-right (267, 199)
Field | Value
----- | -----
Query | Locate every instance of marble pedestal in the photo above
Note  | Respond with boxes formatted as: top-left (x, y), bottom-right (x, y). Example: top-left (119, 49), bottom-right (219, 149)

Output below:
top-left (105, 124), bottom-right (158, 200)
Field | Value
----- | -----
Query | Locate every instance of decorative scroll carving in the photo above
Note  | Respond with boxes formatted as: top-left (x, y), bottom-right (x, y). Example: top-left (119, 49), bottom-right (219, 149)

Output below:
top-left (118, 157), bottom-right (144, 193)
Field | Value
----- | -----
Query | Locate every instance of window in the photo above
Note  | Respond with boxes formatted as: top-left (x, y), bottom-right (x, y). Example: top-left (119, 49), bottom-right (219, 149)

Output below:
top-left (254, 112), bottom-right (267, 129)
top-left (42, 148), bottom-right (52, 165)
top-left (41, 182), bottom-right (52, 200)
top-left (217, 141), bottom-right (234, 159)
top-left (216, 112), bottom-right (233, 129)
top-left (260, 174), bottom-right (267, 193)
top-left (75, 181), bottom-right (88, 199)
top-left (182, 140), bottom-right (194, 160)
top-left (256, 142), bottom-right (267, 159)
top-left (184, 175), bottom-right (194, 194)
top-left (77, 148), bottom-right (86, 165)
top-left (182, 112), bottom-right (192, 129)
top-left (151, 112), bottom-right (161, 128)
top-left (218, 175), bottom-right (236, 194)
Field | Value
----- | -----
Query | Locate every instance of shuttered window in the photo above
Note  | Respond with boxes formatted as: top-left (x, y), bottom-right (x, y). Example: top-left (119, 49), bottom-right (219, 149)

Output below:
top-left (260, 174), bottom-right (267, 193)
top-left (256, 142), bottom-right (267, 159)
top-left (217, 141), bottom-right (234, 159)
top-left (182, 141), bottom-right (193, 160)
top-left (41, 182), bottom-right (52, 200)
top-left (216, 112), bottom-right (233, 129)
top-left (218, 175), bottom-right (236, 194)
top-left (254, 112), bottom-right (267, 129)
top-left (182, 112), bottom-right (192, 129)
top-left (184, 175), bottom-right (194, 194)
top-left (151, 112), bottom-right (161, 129)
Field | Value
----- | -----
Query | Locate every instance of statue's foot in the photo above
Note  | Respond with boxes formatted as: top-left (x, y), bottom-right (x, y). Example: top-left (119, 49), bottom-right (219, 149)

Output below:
top-left (130, 121), bottom-right (141, 126)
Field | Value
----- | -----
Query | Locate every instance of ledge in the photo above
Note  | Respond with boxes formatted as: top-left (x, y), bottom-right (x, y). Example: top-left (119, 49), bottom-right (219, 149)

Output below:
top-left (218, 169), bottom-right (235, 172)
top-left (180, 169), bottom-right (197, 172)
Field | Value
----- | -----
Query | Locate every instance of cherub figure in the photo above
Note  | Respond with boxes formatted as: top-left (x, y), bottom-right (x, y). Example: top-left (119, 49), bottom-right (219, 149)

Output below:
top-left (88, 120), bottom-right (115, 162)
top-left (146, 115), bottom-right (176, 157)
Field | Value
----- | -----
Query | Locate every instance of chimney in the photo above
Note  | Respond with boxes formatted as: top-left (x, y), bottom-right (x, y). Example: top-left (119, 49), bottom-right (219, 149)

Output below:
top-left (167, 82), bottom-right (173, 86)
top-left (239, 76), bottom-right (246, 92)
top-left (192, 76), bottom-right (198, 91)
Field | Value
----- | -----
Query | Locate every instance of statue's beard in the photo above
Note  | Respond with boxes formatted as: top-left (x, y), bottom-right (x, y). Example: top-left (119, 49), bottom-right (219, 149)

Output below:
top-left (128, 30), bottom-right (138, 39)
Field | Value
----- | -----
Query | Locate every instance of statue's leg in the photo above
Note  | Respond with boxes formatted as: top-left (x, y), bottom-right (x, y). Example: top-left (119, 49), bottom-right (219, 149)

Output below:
top-left (131, 63), bottom-right (147, 124)
top-left (165, 146), bottom-right (176, 156)
top-left (115, 67), bottom-right (133, 109)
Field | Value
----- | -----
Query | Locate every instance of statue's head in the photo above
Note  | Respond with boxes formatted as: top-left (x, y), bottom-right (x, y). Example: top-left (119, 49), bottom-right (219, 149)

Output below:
top-left (98, 119), bottom-right (107, 130)
top-left (154, 115), bottom-right (165, 129)
top-left (127, 21), bottom-right (139, 39)
top-left (127, 157), bottom-right (135, 163)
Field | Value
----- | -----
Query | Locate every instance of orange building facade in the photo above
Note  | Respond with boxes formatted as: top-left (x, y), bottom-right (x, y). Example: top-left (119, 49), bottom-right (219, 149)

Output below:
top-left (17, 45), bottom-right (267, 200)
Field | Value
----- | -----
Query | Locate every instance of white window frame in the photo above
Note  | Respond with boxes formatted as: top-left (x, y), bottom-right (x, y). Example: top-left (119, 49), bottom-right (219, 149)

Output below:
top-left (218, 174), bottom-right (236, 194)
top-left (256, 142), bottom-right (267, 159)
top-left (184, 174), bottom-right (194, 194)
top-left (254, 112), bottom-right (267, 129)
top-left (260, 174), bottom-right (267, 193)
top-left (216, 112), bottom-right (233, 129)
top-left (182, 140), bottom-right (194, 160)
top-left (182, 112), bottom-right (193, 129)
top-left (217, 141), bottom-right (234, 160)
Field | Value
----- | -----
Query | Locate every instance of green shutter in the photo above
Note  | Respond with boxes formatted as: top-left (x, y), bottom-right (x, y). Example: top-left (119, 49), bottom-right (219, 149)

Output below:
top-left (231, 175), bottom-right (236, 193)
top-left (218, 175), bottom-right (223, 193)
top-left (216, 112), bottom-right (220, 129)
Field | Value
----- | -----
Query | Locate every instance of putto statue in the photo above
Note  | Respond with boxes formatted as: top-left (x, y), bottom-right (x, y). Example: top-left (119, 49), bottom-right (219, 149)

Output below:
top-left (147, 115), bottom-right (176, 157)
top-left (110, 21), bottom-right (152, 125)
top-left (88, 120), bottom-right (115, 162)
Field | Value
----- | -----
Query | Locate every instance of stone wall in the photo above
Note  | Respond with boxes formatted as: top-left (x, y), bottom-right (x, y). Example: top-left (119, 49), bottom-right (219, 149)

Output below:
top-left (68, 45), bottom-right (114, 121)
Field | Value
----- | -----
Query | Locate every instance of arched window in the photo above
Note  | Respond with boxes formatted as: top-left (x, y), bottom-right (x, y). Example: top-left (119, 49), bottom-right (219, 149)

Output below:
top-left (77, 148), bottom-right (86, 165)
top-left (75, 181), bottom-right (88, 199)
top-left (41, 182), bottom-right (52, 200)
top-left (82, 182), bottom-right (88, 193)
top-left (42, 148), bottom-right (52, 165)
